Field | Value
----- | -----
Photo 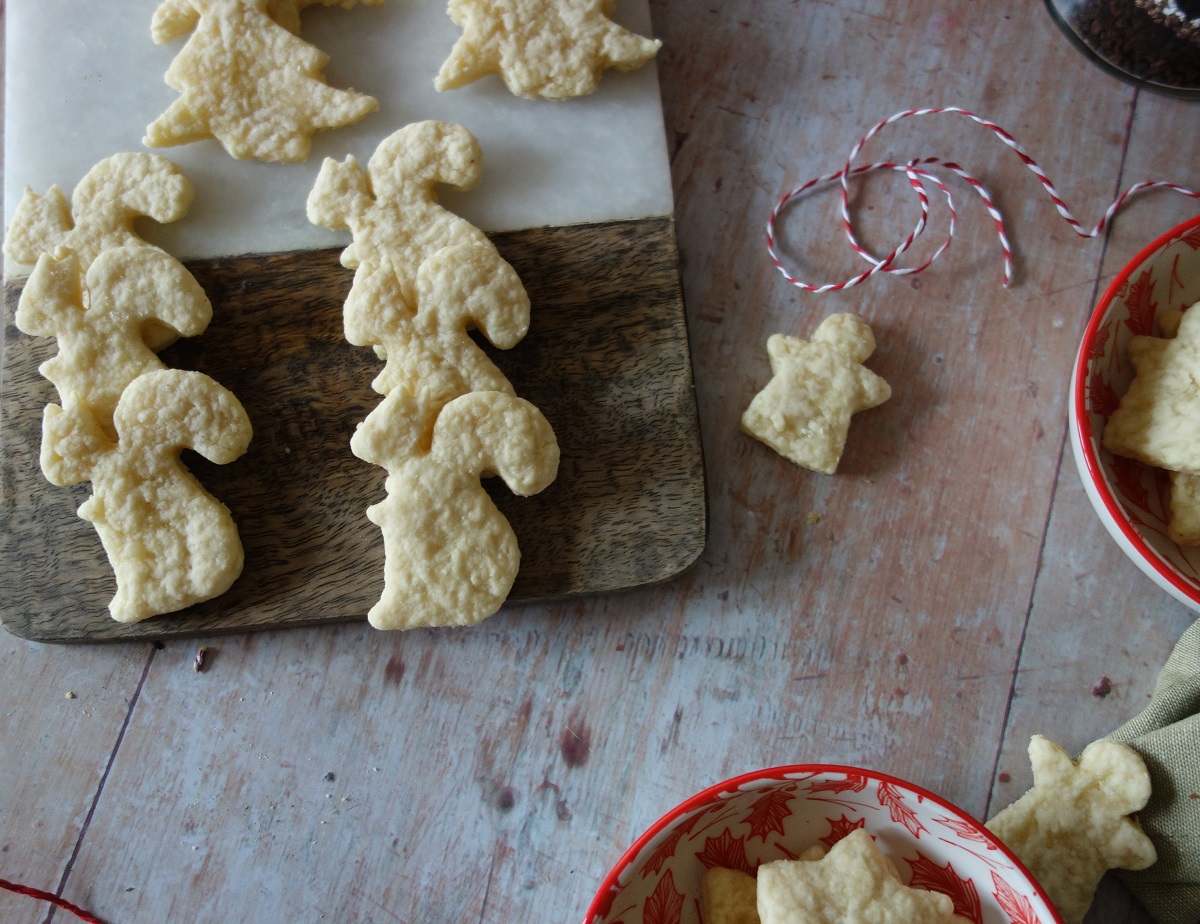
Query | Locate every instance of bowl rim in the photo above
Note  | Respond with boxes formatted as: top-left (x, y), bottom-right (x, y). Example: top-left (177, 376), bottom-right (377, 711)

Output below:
top-left (1072, 213), bottom-right (1200, 607)
top-left (584, 762), bottom-right (1064, 924)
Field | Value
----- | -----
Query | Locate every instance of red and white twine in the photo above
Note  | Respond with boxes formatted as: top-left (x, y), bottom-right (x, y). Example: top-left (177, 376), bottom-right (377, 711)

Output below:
top-left (0, 876), bottom-right (107, 923)
top-left (766, 106), bottom-right (1200, 293)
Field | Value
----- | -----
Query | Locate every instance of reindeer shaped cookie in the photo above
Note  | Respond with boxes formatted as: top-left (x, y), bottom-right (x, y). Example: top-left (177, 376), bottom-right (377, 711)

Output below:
top-left (16, 246), bottom-right (213, 444)
top-left (307, 121), bottom-right (524, 333)
top-left (41, 369), bottom-right (253, 623)
top-left (350, 389), bottom-right (559, 630)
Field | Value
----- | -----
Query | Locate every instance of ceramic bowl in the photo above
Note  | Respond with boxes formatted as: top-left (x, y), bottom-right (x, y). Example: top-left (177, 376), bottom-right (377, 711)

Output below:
top-left (584, 765), bottom-right (1061, 924)
top-left (1069, 214), bottom-right (1200, 614)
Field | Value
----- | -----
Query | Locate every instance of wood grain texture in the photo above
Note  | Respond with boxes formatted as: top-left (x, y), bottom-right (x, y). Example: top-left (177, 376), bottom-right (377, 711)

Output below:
top-left (0, 217), bottom-right (705, 642)
top-left (3, 2), bottom-right (1199, 924)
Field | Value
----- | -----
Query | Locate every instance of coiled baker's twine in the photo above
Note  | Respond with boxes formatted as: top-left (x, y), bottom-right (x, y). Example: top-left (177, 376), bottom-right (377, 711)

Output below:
top-left (766, 106), bottom-right (1200, 293)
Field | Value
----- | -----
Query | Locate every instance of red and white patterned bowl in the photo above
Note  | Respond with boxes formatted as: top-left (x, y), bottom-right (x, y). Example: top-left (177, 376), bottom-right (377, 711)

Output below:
top-left (584, 765), bottom-right (1061, 924)
top-left (1070, 214), bottom-right (1200, 613)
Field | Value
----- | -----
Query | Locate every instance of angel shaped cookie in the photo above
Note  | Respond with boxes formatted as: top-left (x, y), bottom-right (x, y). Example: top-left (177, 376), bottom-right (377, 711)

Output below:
top-left (741, 313), bottom-right (891, 474)
top-left (986, 735), bottom-right (1157, 924)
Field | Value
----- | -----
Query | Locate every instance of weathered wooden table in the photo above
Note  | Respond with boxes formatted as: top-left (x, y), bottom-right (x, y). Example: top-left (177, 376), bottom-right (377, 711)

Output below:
top-left (2, 1), bottom-right (1198, 922)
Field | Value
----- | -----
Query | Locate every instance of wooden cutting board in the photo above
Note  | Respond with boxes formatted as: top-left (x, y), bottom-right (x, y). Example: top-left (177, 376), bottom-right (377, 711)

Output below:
top-left (0, 1), bottom-right (705, 642)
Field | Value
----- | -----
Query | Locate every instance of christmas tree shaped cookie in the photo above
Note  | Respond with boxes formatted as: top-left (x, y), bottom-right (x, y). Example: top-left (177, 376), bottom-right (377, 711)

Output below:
top-left (146, 0), bottom-right (378, 162)
top-left (742, 314), bottom-right (891, 474)
top-left (435, 0), bottom-right (661, 99)
top-left (756, 829), bottom-right (969, 923)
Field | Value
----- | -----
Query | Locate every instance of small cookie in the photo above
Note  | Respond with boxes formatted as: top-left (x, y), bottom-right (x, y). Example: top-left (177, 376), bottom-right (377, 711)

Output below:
top-left (1103, 302), bottom-right (1200, 473)
top-left (435, 0), bottom-right (661, 99)
top-left (756, 829), bottom-right (968, 924)
top-left (146, 0), bottom-right (378, 162)
top-left (986, 735), bottom-right (1156, 924)
top-left (741, 314), bottom-right (891, 474)
top-left (41, 370), bottom-right (253, 623)
top-left (1169, 470), bottom-right (1200, 545)
top-left (350, 390), bottom-right (558, 630)
top-left (702, 867), bottom-right (760, 924)
top-left (16, 247), bottom-right (213, 441)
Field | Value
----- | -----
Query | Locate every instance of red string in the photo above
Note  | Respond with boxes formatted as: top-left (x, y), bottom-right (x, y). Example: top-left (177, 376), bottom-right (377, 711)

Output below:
top-left (0, 876), bottom-right (108, 924)
top-left (766, 106), bottom-right (1200, 293)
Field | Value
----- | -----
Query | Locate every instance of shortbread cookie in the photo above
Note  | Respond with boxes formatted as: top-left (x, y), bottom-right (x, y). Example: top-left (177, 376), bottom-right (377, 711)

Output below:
top-left (1169, 470), bottom-right (1200, 545)
top-left (4, 153), bottom-right (194, 274)
top-left (741, 314), bottom-right (891, 474)
top-left (702, 867), bottom-right (761, 924)
top-left (1104, 302), bottom-right (1200, 473)
top-left (4, 153), bottom-right (198, 352)
top-left (350, 390), bottom-right (558, 630)
top-left (369, 243), bottom-right (529, 420)
top-left (435, 0), bottom-right (661, 99)
top-left (756, 829), bottom-right (968, 924)
top-left (308, 121), bottom-right (520, 329)
top-left (986, 736), bottom-right (1157, 924)
top-left (16, 247), bottom-right (213, 441)
top-left (146, 0), bottom-right (378, 162)
top-left (40, 370), bottom-right (253, 623)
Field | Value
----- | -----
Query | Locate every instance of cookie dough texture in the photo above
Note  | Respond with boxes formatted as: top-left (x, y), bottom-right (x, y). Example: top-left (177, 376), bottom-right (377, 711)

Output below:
top-left (756, 830), bottom-right (968, 924)
top-left (146, 0), bottom-right (378, 162)
top-left (702, 867), bottom-right (761, 924)
top-left (351, 390), bottom-right (559, 631)
top-left (986, 735), bottom-right (1157, 924)
top-left (1104, 303), bottom-right (1200, 474)
top-left (742, 314), bottom-right (891, 474)
top-left (435, 0), bottom-right (661, 99)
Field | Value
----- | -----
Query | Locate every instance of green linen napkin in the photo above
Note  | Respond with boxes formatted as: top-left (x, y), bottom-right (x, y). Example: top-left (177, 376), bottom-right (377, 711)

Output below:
top-left (1108, 617), bottom-right (1200, 924)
